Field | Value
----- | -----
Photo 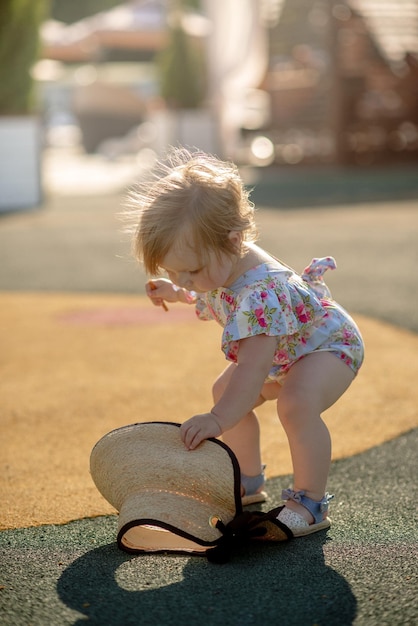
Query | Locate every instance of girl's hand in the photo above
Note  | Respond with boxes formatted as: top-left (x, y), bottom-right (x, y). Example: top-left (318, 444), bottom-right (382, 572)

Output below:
top-left (180, 413), bottom-right (222, 450)
top-left (146, 278), bottom-right (178, 307)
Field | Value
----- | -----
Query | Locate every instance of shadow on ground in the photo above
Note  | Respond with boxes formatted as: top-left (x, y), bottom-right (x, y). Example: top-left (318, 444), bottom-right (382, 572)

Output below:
top-left (57, 535), bottom-right (356, 626)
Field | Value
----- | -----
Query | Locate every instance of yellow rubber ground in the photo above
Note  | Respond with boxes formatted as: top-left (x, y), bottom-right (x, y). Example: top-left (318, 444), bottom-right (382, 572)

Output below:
top-left (1, 292), bottom-right (417, 530)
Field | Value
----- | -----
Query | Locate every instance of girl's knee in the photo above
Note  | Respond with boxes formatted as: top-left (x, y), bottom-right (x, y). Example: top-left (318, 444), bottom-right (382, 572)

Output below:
top-left (276, 387), bottom-right (312, 427)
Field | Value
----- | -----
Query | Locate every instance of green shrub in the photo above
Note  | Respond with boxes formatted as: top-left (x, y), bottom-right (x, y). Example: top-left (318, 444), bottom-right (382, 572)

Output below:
top-left (157, 22), bottom-right (206, 109)
top-left (0, 0), bottom-right (49, 114)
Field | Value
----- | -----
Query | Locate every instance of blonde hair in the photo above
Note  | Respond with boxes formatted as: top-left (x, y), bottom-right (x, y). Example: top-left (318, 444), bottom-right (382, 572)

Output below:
top-left (126, 148), bottom-right (258, 275)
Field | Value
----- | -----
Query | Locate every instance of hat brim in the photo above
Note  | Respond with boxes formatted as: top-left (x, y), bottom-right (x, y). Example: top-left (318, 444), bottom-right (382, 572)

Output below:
top-left (118, 491), bottom-right (234, 554)
top-left (90, 422), bottom-right (242, 554)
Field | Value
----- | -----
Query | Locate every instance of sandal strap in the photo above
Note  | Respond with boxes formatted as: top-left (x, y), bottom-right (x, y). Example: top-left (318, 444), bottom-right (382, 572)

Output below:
top-left (281, 489), bottom-right (334, 524)
top-left (241, 465), bottom-right (266, 496)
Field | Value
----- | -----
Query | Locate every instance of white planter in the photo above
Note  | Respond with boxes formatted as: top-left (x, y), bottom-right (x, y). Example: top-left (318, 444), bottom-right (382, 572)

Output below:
top-left (150, 108), bottom-right (219, 155)
top-left (0, 116), bottom-right (42, 212)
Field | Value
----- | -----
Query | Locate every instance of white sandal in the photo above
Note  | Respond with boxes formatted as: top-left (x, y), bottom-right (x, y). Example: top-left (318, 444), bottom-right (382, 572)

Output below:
top-left (277, 489), bottom-right (334, 537)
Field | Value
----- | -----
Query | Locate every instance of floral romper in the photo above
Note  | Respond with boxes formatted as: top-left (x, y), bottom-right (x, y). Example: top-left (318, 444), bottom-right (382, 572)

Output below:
top-left (195, 257), bottom-right (364, 383)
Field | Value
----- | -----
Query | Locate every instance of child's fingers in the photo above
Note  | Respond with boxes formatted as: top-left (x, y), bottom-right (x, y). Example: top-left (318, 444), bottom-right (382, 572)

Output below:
top-left (180, 422), bottom-right (201, 450)
top-left (147, 280), bottom-right (162, 296)
top-left (148, 280), bottom-right (168, 311)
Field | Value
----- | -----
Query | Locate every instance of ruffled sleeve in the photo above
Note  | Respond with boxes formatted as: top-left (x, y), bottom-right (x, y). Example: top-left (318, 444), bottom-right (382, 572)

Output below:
top-left (195, 295), bottom-right (215, 321)
top-left (221, 284), bottom-right (312, 360)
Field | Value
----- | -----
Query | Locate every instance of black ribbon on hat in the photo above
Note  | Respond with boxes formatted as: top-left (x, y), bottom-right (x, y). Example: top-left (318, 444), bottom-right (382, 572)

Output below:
top-left (206, 507), bottom-right (293, 564)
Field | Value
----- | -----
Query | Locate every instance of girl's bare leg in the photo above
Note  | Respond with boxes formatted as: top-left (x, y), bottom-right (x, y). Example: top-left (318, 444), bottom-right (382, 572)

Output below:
top-left (213, 364), bottom-right (264, 477)
top-left (221, 411), bottom-right (263, 477)
top-left (276, 352), bottom-right (355, 523)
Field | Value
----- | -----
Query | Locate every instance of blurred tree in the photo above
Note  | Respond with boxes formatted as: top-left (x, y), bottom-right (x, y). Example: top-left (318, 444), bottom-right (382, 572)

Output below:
top-left (157, 0), bottom-right (206, 108)
top-left (0, 0), bottom-right (50, 114)
top-left (158, 24), bottom-right (205, 108)
top-left (182, 0), bottom-right (201, 7)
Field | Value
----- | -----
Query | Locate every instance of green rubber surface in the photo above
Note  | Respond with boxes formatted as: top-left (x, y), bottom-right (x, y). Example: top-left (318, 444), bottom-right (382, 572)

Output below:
top-left (1, 429), bottom-right (417, 626)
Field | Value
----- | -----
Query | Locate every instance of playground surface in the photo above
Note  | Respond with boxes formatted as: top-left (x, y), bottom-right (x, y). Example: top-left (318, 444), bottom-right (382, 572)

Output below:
top-left (0, 160), bottom-right (417, 624)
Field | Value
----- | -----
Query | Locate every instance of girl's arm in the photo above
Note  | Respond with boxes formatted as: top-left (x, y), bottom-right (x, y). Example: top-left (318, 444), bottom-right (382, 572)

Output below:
top-left (180, 333), bottom-right (277, 450)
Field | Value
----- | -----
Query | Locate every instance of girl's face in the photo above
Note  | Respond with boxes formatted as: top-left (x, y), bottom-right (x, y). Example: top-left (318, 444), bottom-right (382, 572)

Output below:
top-left (161, 232), bottom-right (241, 292)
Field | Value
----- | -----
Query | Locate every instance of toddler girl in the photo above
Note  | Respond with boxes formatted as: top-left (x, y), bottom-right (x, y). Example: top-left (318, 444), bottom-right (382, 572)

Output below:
top-left (129, 149), bottom-right (364, 536)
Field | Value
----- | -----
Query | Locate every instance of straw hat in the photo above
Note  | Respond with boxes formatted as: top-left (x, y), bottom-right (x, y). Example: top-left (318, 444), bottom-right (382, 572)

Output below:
top-left (90, 422), bottom-right (292, 561)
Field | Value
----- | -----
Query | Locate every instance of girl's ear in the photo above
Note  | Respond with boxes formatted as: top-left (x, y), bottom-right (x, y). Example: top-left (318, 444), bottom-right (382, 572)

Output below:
top-left (228, 230), bottom-right (243, 250)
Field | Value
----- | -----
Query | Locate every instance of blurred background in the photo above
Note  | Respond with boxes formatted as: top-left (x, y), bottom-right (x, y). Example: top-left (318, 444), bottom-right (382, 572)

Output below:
top-left (1, 0), bottom-right (418, 211)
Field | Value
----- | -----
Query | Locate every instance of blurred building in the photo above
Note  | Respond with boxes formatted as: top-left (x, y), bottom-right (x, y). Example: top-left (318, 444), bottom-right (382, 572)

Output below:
top-left (39, 0), bottom-right (213, 153)
top-left (38, 0), bottom-right (418, 165)
top-left (41, 0), bottom-right (168, 63)
top-left (253, 0), bottom-right (418, 166)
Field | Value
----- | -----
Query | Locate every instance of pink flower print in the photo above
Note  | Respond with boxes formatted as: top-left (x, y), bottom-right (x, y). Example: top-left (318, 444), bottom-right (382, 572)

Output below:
top-left (295, 302), bottom-right (311, 324)
top-left (254, 307), bottom-right (268, 328)
top-left (343, 327), bottom-right (353, 340)
top-left (342, 326), bottom-right (354, 345)
top-left (226, 341), bottom-right (239, 361)
top-left (260, 291), bottom-right (268, 300)
top-left (220, 291), bottom-right (234, 306)
top-left (340, 353), bottom-right (352, 367)
top-left (274, 350), bottom-right (289, 364)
